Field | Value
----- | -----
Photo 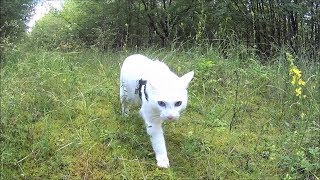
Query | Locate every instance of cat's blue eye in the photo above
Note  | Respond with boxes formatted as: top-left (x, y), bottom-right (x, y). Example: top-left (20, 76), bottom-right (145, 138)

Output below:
top-left (175, 101), bottom-right (182, 107)
top-left (158, 101), bottom-right (166, 107)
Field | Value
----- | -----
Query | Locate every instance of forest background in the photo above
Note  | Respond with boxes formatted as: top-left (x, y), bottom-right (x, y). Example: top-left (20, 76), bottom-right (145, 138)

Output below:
top-left (1, 0), bottom-right (319, 60)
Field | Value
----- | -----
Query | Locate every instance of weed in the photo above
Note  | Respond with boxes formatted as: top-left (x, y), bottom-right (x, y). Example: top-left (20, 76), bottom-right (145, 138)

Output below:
top-left (1, 45), bottom-right (319, 179)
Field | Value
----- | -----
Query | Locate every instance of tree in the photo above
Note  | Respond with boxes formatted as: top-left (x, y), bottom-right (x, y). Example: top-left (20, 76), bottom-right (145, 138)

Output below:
top-left (0, 0), bottom-right (36, 65)
top-left (0, 0), bottom-right (36, 39)
top-left (28, 0), bottom-right (319, 61)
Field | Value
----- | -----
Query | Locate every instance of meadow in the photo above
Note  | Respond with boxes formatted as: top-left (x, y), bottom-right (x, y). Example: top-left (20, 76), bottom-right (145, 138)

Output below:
top-left (1, 44), bottom-right (319, 179)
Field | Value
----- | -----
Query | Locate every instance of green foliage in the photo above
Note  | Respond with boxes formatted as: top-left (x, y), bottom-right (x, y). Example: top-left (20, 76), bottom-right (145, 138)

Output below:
top-left (26, 0), bottom-right (319, 61)
top-left (0, 0), bottom-right (320, 179)
top-left (194, 58), bottom-right (215, 94)
top-left (2, 1), bottom-right (319, 178)
top-left (1, 44), bottom-right (319, 179)
top-left (272, 53), bottom-right (320, 179)
top-left (28, 11), bottom-right (81, 51)
top-left (0, 0), bottom-right (36, 65)
top-left (0, 0), bottom-right (35, 39)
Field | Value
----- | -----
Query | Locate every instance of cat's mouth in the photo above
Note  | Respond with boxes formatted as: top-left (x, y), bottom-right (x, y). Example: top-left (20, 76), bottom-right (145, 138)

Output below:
top-left (166, 115), bottom-right (179, 121)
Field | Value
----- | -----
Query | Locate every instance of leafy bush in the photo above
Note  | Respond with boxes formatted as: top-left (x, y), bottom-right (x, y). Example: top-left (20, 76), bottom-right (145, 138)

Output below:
top-left (28, 11), bottom-right (81, 51)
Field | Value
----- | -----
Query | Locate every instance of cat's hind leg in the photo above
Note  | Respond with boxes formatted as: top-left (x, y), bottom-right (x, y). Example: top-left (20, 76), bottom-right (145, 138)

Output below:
top-left (120, 80), bottom-right (129, 116)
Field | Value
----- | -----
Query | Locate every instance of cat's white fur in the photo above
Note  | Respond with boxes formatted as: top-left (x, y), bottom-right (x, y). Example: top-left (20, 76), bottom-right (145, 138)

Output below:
top-left (119, 54), bottom-right (194, 168)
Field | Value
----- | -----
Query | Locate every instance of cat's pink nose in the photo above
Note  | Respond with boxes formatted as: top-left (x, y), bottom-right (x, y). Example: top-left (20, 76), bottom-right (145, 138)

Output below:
top-left (167, 115), bottom-right (174, 120)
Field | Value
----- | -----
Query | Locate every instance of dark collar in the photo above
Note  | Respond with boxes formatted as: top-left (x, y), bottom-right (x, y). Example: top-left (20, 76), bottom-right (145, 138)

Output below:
top-left (135, 79), bottom-right (149, 101)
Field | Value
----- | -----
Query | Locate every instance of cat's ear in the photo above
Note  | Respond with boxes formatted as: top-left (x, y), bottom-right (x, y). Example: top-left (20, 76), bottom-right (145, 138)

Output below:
top-left (180, 71), bottom-right (194, 89)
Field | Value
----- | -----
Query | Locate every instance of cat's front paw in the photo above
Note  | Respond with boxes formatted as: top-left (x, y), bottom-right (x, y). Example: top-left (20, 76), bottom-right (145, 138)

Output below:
top-left (156, 156), bottom-right (170, 168)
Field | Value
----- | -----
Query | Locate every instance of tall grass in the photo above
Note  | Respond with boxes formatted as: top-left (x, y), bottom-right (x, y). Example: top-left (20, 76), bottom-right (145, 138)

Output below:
top-left (1, 44), bottom-right (319, 179)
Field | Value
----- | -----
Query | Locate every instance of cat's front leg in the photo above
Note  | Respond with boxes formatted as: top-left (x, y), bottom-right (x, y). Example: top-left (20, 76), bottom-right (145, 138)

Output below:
top-left (146, 123), bottom-right (170, 168)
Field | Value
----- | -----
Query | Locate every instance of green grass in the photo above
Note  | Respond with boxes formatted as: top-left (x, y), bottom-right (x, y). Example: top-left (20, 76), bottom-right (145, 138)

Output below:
top-left (1, 46), bottom-right (319, 179)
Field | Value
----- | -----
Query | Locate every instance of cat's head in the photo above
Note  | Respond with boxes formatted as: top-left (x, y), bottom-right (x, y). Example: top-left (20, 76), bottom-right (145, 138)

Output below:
top-left (147, 71), bottom-right (194, 121)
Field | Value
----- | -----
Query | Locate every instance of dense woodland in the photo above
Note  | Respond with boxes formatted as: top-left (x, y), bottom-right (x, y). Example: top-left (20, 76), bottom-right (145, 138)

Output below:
top-left (0, 0), bottom-right (35, 41)
top-left (1, 0), bottom-right (319, 61)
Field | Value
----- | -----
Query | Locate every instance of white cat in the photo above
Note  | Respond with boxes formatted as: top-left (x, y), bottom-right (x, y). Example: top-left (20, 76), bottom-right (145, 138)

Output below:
top-left (119, 54), bottom-right (194, 168)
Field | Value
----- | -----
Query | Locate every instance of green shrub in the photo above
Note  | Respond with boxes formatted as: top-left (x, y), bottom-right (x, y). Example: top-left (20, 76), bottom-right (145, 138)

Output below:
top-left (28, 11), bottom-right (81, 51)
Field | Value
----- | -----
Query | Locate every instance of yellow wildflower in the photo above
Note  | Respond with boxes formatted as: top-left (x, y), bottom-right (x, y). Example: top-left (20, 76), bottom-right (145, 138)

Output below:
top-left (292, 67), bottom-right (300, 74)
top-left (289, 66), bottom-right (301, 77)
top-left (295, 87), bottom-right (302, 96)
top-left (291, 76), bottom-right (297, 85)
top-left (298, 79), bottom-right (305, 86)
top-left (287, 52), bottom-right (305, 97)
